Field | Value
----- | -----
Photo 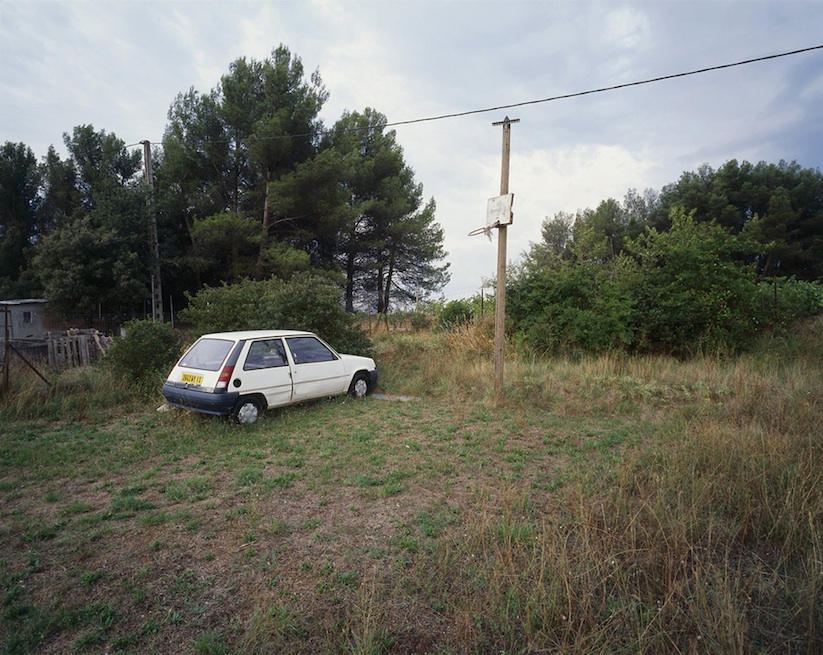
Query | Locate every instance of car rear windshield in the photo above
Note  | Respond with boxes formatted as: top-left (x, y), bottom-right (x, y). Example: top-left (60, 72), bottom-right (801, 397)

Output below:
top-left (179, 338), bottom-right (234, 371)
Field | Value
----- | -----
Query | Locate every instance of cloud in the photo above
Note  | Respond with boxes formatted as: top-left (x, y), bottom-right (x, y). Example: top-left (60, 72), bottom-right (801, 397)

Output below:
top-left (605, 6), bottom-right (653, 51)
top-left (2, 0), bottom-right (822, 302)
top-left (427, 139), bottom-right (657, 297)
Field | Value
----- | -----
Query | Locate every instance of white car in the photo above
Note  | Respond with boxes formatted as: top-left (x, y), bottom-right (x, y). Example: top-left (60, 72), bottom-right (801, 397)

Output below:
top-left (162, 330), bottom-right (378, 423)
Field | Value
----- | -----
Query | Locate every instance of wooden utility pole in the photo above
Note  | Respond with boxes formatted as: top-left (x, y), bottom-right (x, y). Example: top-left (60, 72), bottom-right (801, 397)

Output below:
top-left (492, 117), bottom-right (518, 400)
top-left (142, 141), bottom-right (163, 322)
top-left (1, 306), bottom-right (9, 393)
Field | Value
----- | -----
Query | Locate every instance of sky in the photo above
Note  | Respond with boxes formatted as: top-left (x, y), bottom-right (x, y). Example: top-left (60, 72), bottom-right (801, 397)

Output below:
top-left (2, 0), bottom-right (822, 300)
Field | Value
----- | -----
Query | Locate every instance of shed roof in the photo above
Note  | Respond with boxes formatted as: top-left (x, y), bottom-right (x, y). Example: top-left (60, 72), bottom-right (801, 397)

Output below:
top-left (0, 299), bottom-right (48, 306)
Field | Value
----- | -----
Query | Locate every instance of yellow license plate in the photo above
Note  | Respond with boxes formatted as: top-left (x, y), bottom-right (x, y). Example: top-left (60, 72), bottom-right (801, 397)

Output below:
top-left (181, 373), bottom-right (203, 385)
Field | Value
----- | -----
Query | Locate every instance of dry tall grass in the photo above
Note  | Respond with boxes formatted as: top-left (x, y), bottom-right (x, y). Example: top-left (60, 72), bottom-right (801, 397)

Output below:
top-left (0, 363), bottom-right (140, 421)
top-left (377, 321), bottom-right (823, 653)
top-left (2, 320), bottom-right (820, 653)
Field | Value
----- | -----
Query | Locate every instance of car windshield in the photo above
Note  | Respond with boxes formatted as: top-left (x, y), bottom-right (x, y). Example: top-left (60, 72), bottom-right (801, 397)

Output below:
top-left (179, 338), bottom-right (234, 371)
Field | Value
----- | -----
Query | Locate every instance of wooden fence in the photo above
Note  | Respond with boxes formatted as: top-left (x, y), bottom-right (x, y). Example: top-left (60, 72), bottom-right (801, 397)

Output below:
top-left (46, 329), bottom-right (112, 367)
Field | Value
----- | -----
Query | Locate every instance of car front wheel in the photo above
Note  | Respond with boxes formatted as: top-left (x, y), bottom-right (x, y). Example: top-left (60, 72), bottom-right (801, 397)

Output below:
top-left (232, 397), bottom-right (263, 424)
top-left (349, 372), bottom-right (370, 398)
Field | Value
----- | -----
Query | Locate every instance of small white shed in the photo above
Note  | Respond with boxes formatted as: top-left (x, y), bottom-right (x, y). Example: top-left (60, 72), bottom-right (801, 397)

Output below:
top-left (0, 299), bottom-right (50, 339)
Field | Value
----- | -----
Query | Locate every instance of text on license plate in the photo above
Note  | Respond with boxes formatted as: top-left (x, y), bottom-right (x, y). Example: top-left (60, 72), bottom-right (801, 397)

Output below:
top-left (181, 373), bottom-right (203, 385)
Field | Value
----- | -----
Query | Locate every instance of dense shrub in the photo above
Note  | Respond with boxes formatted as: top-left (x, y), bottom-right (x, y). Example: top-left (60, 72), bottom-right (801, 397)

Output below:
top-left (438, 298), bottom-right (475, 329)
top-left (409, 310), bottom-right (432, 331)
top-left (759, 276), bottom-right (823, 327)
top-left (429, 294), bottom-right (492, 331)
top-left (103, 319), bottom-right (182, 382)
top-left (509, 255), bottom-right (637, 354)
top-left (509, 209), bottom-right (823, 356)
top-left (627, 209), bottom-right (761, 353)
top-left (178, 273), bottom-right (373, 355)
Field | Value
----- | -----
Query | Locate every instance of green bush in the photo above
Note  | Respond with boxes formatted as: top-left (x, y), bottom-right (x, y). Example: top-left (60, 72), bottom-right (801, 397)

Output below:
top-left (627, 209), bottom-right (762, 354)
top-left (409, 310), bottom-right (432, 331)
top-left (508, 210), bottom-right (823, 356)
top-left (178, 273), bottom-right (373, 356)
top-left (509, 255), bottom-right (637, 354)
top-left (103, 319), bottom-right (182, 382)
top-left (760, 276), bottom-right (823, 327)
top-left (438, 299), bottom-right (475, 329)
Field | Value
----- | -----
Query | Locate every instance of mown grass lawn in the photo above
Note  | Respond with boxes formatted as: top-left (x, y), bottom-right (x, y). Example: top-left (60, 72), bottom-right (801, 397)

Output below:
top-left (1, 326), bottom-right (821, 654)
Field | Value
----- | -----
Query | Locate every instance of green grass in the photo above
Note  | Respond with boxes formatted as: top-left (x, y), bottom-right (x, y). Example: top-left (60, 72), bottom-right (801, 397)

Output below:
top-left (0, 322), bottom-right (821, 653)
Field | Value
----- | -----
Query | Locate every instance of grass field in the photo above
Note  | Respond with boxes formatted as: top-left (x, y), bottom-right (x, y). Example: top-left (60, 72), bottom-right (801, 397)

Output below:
top-left (1, 322), bottom-right (821, 654)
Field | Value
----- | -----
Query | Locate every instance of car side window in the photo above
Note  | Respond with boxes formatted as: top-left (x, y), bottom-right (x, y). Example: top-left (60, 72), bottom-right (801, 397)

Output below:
top-left (243, 339), bottom-right (287, 370)
top-left (286, 336), bottom-right (337, 364)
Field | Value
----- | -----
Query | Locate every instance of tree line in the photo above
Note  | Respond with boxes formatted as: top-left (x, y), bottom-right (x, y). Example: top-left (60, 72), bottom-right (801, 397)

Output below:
top-left (0, 45), bottom-right (450, 316)
top-left (507, 159), bottom-right (823, 355)
top-left (3, 41), bottom-right (822, 355)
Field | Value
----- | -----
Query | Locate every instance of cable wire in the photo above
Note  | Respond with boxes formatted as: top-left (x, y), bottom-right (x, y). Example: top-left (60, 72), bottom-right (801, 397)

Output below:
top-left (384, 44), bottom-right (823, 128)
top-left (135, 43), bottom-right (823, 146)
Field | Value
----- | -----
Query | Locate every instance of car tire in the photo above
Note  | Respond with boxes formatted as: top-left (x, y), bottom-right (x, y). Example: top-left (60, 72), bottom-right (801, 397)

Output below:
top-left (231, 397), bottom-right (263, 424)
top-left (348, 372), bottom-right (370, 398)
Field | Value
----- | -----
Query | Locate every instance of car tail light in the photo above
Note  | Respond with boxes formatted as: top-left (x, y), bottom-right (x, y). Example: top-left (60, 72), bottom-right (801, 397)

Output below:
top-left (216, 365), bottom-right (235, 390)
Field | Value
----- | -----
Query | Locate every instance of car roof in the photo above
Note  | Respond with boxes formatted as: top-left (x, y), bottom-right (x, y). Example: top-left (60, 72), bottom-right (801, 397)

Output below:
top-left (197, 330), bottom-right (316, 341)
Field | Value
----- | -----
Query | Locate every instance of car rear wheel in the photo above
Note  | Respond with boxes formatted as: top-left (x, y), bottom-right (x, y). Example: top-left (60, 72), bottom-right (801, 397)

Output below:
top-left (232, 397), bottom-right (263, 424)
top-left (349, 372), bottom-right (370, 398)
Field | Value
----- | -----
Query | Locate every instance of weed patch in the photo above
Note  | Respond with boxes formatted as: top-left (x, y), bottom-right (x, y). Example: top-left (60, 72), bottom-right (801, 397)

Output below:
top-left (0, 329), bottom-right (820, 652)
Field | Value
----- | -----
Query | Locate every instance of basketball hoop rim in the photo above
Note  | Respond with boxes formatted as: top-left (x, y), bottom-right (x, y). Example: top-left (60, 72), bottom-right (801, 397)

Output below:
top-left (468, 222), bottom-right (499, 237)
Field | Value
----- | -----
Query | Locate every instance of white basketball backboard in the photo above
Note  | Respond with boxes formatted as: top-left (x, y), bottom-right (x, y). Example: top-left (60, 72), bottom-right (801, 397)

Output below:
top-left (487, 193), bottom-right (514, 227)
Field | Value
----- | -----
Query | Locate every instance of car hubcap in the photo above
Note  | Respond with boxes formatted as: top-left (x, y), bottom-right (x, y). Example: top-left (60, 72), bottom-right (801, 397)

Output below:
top-left (354, 379), bottom-right (368, 397)
top-left (237, 403), bottom-right (259, 423)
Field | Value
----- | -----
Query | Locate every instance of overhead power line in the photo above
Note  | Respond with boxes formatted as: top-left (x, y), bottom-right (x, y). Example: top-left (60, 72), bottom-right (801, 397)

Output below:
top-left (134, 43), bottom-right (823, 147)
top-left (384, 44), bottom-right (823, 129)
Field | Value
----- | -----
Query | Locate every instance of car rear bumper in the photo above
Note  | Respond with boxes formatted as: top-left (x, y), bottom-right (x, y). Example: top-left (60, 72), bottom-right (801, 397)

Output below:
top-left (161, 383), bottom-right (239, 416)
